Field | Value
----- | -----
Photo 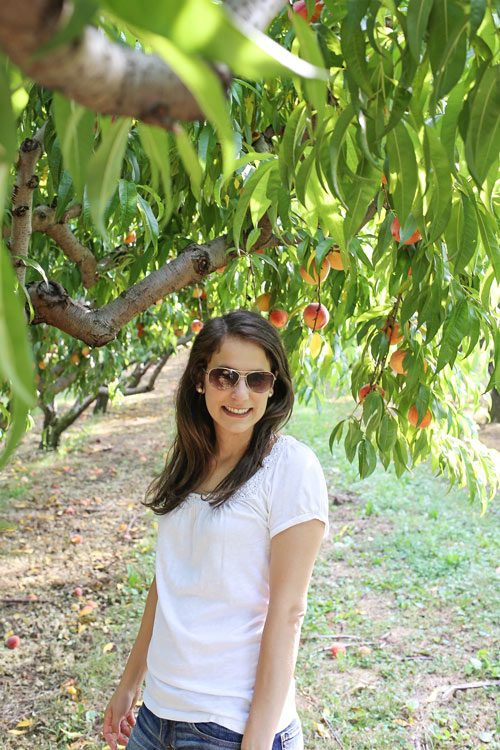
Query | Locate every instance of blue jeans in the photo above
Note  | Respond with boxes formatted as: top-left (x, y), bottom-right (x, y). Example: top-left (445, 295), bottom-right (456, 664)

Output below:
top-left (127, 702), bottom-right (303, 749)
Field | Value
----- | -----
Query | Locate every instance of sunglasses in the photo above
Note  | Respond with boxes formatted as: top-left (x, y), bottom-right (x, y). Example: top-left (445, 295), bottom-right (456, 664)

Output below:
top-left (204, 367), bottom-right (276, 394)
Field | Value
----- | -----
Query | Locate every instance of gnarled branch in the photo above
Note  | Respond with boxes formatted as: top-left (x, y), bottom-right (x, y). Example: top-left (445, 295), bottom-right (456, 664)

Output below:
top-left (33, 204), bottom-right (98, 288)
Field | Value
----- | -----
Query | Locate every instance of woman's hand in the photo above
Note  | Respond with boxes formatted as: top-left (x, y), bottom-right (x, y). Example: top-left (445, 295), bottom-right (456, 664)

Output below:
top-left (103, 684), bottom-right (140, 750)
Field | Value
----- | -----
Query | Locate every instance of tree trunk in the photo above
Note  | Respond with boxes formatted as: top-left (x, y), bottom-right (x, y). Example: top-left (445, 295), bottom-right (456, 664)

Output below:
top-left (93, 388), bottom-right (109, 414)
top-left (40, 393), bottom-right (98, 449)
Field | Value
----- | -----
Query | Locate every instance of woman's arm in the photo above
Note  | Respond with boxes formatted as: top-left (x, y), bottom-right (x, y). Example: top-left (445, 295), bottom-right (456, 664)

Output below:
top-left (242, 520), bottom-right (325, 750)
top-left (103, 575), bottom-right (158, 750)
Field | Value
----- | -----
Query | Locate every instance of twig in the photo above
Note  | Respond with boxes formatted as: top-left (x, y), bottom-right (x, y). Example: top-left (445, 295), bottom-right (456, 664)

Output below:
top-left (439, 680), bottom-right (500, 702)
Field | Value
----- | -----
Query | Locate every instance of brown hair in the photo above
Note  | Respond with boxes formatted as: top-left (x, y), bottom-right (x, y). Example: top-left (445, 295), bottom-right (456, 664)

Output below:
top-left (144, 310), bottom-right (294, 513)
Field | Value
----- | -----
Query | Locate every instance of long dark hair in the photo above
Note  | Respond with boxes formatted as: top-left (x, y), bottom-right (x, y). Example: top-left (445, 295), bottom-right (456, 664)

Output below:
top-left (144, 310), bottom-right (294, 513)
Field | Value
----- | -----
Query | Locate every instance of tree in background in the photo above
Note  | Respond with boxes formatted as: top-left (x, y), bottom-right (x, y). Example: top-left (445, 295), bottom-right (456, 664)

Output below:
top-left (1, 0), bottom-right (499, 508)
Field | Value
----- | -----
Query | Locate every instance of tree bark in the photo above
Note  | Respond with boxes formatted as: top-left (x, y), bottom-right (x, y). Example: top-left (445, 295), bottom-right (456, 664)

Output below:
top-left (0, 0), bottom-right (289, 130)
top-left (32, 204), bottom-right (98, 288)
top-left (26, 235), bottom-right (229, 345)
top-left (39, 392), bottom-right (98, 449)
top-left (10, 125), bottom-right (46, 284)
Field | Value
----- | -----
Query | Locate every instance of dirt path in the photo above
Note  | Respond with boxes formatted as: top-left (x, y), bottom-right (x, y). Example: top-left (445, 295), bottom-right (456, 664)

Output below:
top-left (0, 349), bottom-right (188, 741)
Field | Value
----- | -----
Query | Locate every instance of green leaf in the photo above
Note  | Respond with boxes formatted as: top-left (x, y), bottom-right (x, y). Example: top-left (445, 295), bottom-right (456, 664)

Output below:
top-left (118, 180), bottom-right (138, 233)
top-left (174, 124), bottom-right (203, 201)
top-left (329, 420), bottom-right (345, 450)
top-left (415, 384), bottom-right (430, 425)
top-left (329, 104), bottom-right (355, 204)
top-left (139, 124), bottom-right (173, 227)
top-left (358, 438), bottom-right (377, 478)
top-left (86, 117), bottom-right (131, 238)
top-left (104, 0), bottom-right (329, 81)
top-left (447, 193), bottom-right (478, 274)
top-left (137, 193), bottom-right (159, 251)
top-left (485, 327), bottom-right (500, 392)
top-left (469, 0), bottom-right (486, 39)
top-left (340, 15), bottom-right (373, 96)
top-left (291, 14), bottom-right (327, 126)
top-left (424, 125), bottom-right (452, 241)
top-left (387, 121), bottom-right (418, 227)
top-left (428, 0), bottom-right (468, 99)
top-left (53, 94), bottom-right (95, 200)
top-left (407, 0), bottom-right (434, 60)
top-left (377, 413), bottom-right (398, 452)
top-left (147, 34), bottom-right (235, 182)
top-left (476, 208), bottom-right (500, 282)
top-left (345, 420), bottom-right (364, 463)
top-left (280, 103), bottom-right (308, 189)
top-left (465, 66), bottom-right (500, 187)
top-left (0, 243), bottom-right (36, 407)
top-left (232, 159), bottom-right (276, 250)
top-left (436, 298), bottom-right (469, 372)
top-left (0, 396), bottom-right (30, 471)
top-left (0, 56), bottom-right (17, 226)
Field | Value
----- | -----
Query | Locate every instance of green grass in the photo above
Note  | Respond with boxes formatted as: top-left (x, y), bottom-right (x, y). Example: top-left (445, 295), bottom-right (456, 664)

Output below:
top-left (285, 400), bottom-right (500, 749)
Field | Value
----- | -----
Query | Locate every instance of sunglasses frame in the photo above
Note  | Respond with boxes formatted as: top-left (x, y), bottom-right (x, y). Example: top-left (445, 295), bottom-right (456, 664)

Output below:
top-left (203, 367), bottom-right (277, 393)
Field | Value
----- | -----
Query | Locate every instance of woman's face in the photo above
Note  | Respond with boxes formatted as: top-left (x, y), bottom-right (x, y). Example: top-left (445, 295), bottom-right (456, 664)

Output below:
top-left (201, 336), bottom-right (274, 448)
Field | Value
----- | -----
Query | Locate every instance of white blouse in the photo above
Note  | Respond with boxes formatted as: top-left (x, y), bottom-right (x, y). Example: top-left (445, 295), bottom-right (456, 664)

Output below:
top-left (143, 434), bottom-right (330, 734)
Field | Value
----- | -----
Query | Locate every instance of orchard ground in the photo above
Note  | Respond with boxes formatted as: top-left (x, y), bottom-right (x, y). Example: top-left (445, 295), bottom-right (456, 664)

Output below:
top-left (1, 350), bottom-right (500, 750)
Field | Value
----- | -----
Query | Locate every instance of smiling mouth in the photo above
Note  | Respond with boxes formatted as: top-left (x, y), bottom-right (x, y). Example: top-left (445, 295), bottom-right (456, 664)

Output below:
top-left (223, 406), bottom-right (252, 415)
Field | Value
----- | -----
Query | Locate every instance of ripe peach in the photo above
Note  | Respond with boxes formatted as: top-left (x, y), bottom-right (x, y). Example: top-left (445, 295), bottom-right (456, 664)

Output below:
top-left (191, 319), bottom-right (204, 334)
top-left (390, 217), bottom-right (421, 245)
top-left (216, 266), bottom-right (226, 273)
top-left (81, 347), bottom-right (91, 357)
top-left (386, 322), bottom-right (403, 345)
top-left (6, 635), bottom-right (20, 649)
top-left (390, 349), bottom-right (408, 375)
top-left (70, 534), bottom-right (82, 544)
top-left (408, 405), bottom-right (432, 428)
top-left (303, 303), bottom-right (329, 331)
top-left (292, 0), bottom-right (324, 22)
top-left (70, 353), bottom-right (80, 365)
top-left (124, 231), bottom-right (136, 244)
top-left (269, 309), bottom-right (288, 329)
top-left (327, 249), bottom-right (344, 271)
top-left (174, 328), bottom-right (184, 337)
top-left (330, 642), bottom-right (346, 658)
top-left (359, 384), bottom-right (385, 403)
top-left (299, 256), bottom-right (330, 285)
top-left (192, 287), bottom-right (204, 298)
top-left (358, 645), bottom-right (372, 656)
top-left (73, 587), bottom-right (83, 597)
top-left (255, 293), bottom-right (271, 312)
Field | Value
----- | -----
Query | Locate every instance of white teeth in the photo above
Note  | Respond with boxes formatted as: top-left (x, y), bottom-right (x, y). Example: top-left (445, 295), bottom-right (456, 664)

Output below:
top-left (225, 406), bottom-right (250, 414)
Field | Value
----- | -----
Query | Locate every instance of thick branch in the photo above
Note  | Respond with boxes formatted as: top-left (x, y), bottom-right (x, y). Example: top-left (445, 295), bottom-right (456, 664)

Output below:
top-left (10, 124), bottom-right (46, 284)
top-left (26, 236), bottom-right (229, 346)
top-left (0, 2), bottom-right (203, 127)
top-left (224, 0), bottom-right (288, 29)
top-left (33, 204), bottom-right (98, 288)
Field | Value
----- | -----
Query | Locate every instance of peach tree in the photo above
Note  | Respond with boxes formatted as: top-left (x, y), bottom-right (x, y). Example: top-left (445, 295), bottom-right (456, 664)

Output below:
top-left (1, 0), bottom-right (500, 507)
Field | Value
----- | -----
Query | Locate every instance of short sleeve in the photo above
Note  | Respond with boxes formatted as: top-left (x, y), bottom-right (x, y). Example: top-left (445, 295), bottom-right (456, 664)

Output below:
top-left (267, 438), bottom-right (330, 539)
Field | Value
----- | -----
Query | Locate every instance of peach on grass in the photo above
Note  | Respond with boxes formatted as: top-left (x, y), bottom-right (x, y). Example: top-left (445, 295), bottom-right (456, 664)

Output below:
top-left (269, 309), bottom-right (288, 329)
top-left (299, 256), bottom-right (330, 285)
top-left (330, 642), bottom-right (346, 658)
top-left (359, 384), bottom-right (385, 403)
top-left (408, 405), bottom-right (432, 428)
top-left (6, 635), bottom-right (20, 649)
top-left (303, 303), bottom-right (329, 331)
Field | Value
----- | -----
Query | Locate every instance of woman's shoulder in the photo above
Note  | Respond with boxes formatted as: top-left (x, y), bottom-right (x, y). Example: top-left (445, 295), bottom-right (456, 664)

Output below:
top-left (266, 433), bottom-right (323, 472)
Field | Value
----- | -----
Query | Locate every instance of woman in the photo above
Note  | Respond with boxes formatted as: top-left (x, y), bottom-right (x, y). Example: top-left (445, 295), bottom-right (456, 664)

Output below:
top-left (103, 310), bottom-right (329, 750)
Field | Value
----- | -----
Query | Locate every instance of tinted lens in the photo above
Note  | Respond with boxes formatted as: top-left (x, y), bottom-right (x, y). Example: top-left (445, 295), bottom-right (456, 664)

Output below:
top-left (208, 368), bottom-right (239, 389)
top-left (246, 371), bottom-right (275, 393)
